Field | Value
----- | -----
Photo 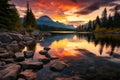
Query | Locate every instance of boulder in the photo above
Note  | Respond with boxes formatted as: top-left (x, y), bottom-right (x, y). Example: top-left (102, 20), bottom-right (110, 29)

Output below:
top-left (0, 61), bottom-right (6, 66)
top-left (23, 51), bottom-right (34, 58)
top-left (0, 33), bottom-right (12, 43)
top-left (0, 64), bottom-right (21, 80)
top-left (50, 56), bottom-right (59, 60)
top-left (40, 58), bottom-right (51, 64)
top-left (39, 50), bottom-right (48, 55)
top-left (45, 53), bottom-right (51, 58)
top-left (19, 41), bottom-right (26, 49)
top-left (6, 43), bottom-right (19, 52)
top-left (50, 61), bottom-right (67, 72)
top-left (9, 33), bottom-right (23, 42)
top-left (19, 60), bottom-right (43, 70)
top-left (17, 70), bottom-right (36, 80)
top-left (14, 52), bottom-right (25, 62)
top-left (31, 30), bottom-right (40, 36)
top-left (1, 58), bottom-right (15, 64)
top-left (44, 47), bottom-right (51, 51)
top-left (23, 37), bottom-right (33, 42)
top-left (0, 52), bottom-right (11, 58)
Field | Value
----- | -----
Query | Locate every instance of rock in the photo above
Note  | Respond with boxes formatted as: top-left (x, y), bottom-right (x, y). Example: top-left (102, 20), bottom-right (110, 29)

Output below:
top-left (45, 53), bottom-right (51, 58)
top-left (50, 61), bottom-right (67, 72)
top-left (1, 58), bottom-right (15, 64)
top-left (14, 52), bottom-right (25, 62)
top-left (0, 52), bottom-right (11, 58)
top-left (50, 56), bottom-right (59, 60)
top-left (44, 47), bottom-right (51, 51)
top-left (0, 61), bottom-right (6, 66)
top-left (31, 30), bottom-right (40, 36)
top-left (26, 40), bottom-right (35, 47)
top-left (0, 33), bottom-right (12, 43)
top-left (39, 50), bottom-right (48, 55)
top-left (19, 60), bottom-right (43, 70)
top-left (23, 51), bottom-right (34, 58)
top-left (9, 33), bottom-right (23, 42)
top-left (0, 64), bottom-right (21, 80)
top-left (23, 37), bottom-right (33, 42)
top-left (17, 70), bottom-right (36, 80)
top-left (19, 41), bottom-right (26, 49)
top-left (40, 58), bottom-right (51, 64)
top-left (6, 42), bottom-right (19, 52)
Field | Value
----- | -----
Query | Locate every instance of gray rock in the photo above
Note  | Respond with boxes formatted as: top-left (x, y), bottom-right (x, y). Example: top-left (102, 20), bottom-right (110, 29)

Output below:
top-left (0, 52), bottom-right (11, 58)
top-left (14, 52), bottom-right (25, 62)
top-left (18, 41), bottom-right (26, 49)
top-left (19, 60), bottom-right (43, 70)
top-left (39, 50), bottom-right (48, 55)
top-left (17, 70), bottom-right (36, 80)
top-left (6, 43), bottom-right (19, 52)
top-left (40, 58), bottom-right (51, 64)
top-left (0, 64), bottom-right (21, 80)
top-left (45, 53), bottom-right (51, 58)
top-left (0, 33), bottom-right (12, 43)
top-left (1, 58), bottom-right (15, 64)
top-left (23, 51), bottom-right (34, 58)
top-left (31, 30), bottom-right (40, 36)
top-left (23, 37), bottom-right (33, 42)
top-left (9, 33), bottom-right (23, 42)
top-left (0, 61), bottom-right (6, 66)
top-left (50, 61), bottom-right (67, 72)
top-left (44, 47), bottom-right (51, 51)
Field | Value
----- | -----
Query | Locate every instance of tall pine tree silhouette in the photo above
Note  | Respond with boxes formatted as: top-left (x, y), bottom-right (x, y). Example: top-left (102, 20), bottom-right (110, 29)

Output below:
top-left (0, 0), bottom-right (22, 30)
top-left (23, 1), bottom-right (36, 30)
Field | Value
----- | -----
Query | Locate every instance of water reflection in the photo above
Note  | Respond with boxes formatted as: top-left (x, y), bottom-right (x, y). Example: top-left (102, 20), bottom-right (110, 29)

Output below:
top-left (26, 33), bottom-right (120, 59)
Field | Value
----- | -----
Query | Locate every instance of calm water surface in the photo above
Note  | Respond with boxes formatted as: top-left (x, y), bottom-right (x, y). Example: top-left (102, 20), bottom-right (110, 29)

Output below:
top-left (25, 33), bottom-right (120, 80)
top-left (34, 33), bottom-right (120, 58)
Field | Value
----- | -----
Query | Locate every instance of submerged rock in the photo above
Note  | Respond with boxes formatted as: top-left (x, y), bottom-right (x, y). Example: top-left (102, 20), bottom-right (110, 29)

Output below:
top-left (39, 50), bottom-right (48, 55)
top-left (19, 60), bottom-right (43, 70)
top-left (0, 64), bottom-right (21, 80)
top-left (18, 70), bottom-right (36, 80)
top-left (44, 47), bottom-right (51, 51)
top-left (50, 61), bottom-right (67, 72)
top-left (41, 58), bottom-right (51, 64)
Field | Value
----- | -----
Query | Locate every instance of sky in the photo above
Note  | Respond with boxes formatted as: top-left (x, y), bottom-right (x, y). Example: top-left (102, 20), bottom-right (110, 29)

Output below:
top-left (12, 0), bottom-right (120, 27)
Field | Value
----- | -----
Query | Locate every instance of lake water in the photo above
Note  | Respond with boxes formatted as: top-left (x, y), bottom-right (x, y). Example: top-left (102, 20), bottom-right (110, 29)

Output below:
top-left (27, 33), bottom-right (120, 80)
top-left (34, 33), bottom-right (120, 58)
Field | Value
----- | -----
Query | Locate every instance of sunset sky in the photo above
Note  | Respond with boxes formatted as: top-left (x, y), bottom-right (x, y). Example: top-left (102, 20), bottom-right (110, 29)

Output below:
top-left (12, 0), bottom-right (120, 27)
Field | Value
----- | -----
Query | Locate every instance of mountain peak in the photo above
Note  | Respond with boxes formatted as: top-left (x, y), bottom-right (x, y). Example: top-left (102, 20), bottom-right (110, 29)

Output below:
top-left (38, 15), bottom-right (53, 22)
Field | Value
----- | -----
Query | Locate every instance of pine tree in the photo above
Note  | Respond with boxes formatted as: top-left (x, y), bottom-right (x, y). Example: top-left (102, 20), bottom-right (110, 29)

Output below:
top-left (87, 20), bottom-right (92, 31)
top-left (114, 6), bottom-right (120, 28)
top-left (96, 16), bottom-right (101, 26)
top-left (0, 0), bottom-right (22, 30)
top-left (23, 1), bottom-right (37, 30)
top-left (108, 14), bottom-right (113, 28)
top-left (101, 8), bottom-right (108, 28)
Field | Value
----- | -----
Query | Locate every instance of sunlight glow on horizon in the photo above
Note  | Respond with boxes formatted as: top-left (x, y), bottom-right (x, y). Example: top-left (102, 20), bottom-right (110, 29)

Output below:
top-left (13, 0), bottom-right (120, 26)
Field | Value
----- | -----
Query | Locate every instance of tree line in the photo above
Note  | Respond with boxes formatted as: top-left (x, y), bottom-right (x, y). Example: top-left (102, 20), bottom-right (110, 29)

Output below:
top-left (76, 6), bottom-right (120, 32)
top-left (0, 0), bottom-right (36, 31)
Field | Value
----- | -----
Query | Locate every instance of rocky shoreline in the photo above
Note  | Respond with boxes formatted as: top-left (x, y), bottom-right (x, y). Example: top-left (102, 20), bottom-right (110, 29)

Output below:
top-left (0, 30), bottom-right (68, 80)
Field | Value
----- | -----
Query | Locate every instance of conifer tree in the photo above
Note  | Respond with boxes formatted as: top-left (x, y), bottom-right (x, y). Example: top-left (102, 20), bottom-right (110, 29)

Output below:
top-left (23, 1), bottom-right (37, 30)
top-left (108, 14), bottom-right (113, 28)
top-left (0, 0), bottom-right (22, 30)
top-left (114, 6), bottom-right (120, 28)
top-left (101, 8), bottom-right (108, 28)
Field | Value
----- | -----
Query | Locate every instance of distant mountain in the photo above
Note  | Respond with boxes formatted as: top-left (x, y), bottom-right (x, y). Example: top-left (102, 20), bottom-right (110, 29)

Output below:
top-left (37, 15), bottom-right (75, 30)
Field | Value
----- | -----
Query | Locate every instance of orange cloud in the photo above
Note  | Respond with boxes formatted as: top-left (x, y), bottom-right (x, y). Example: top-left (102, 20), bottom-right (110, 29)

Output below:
top-left (13, 0), bottom-right (120, 26)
